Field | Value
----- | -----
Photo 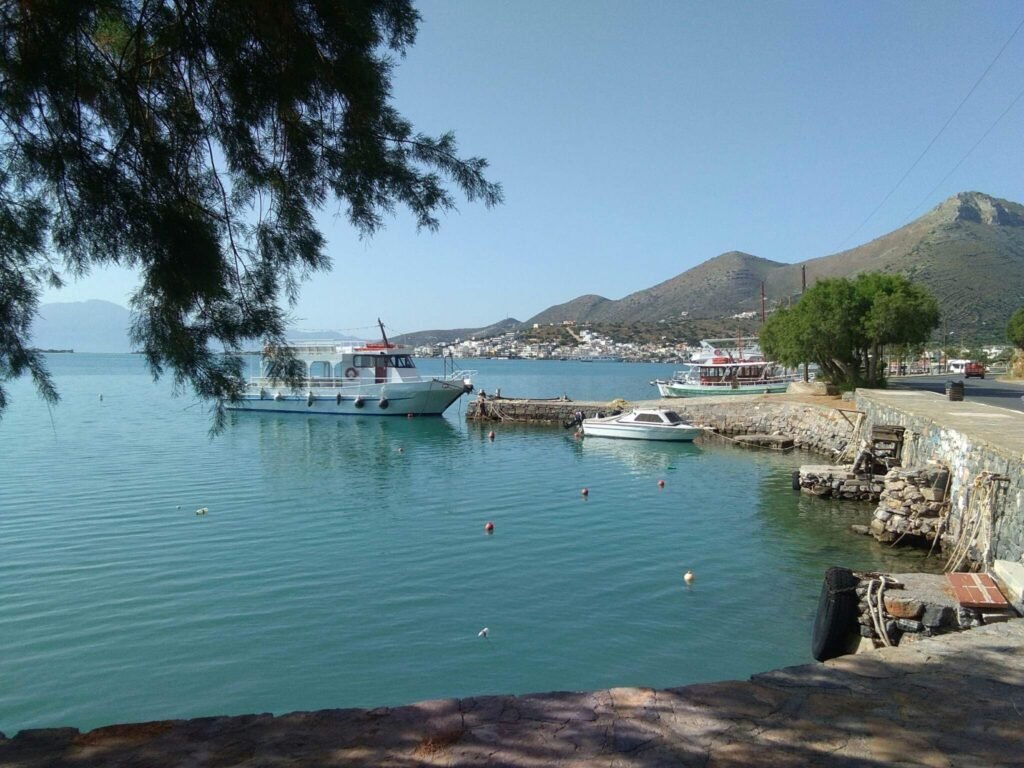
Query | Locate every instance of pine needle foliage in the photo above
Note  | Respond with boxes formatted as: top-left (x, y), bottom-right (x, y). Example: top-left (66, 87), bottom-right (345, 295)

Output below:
top-left (0, 0), bottom-right (502, 428)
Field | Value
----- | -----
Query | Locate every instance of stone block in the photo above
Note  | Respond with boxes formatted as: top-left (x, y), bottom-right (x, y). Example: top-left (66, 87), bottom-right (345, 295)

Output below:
top-left (883, 595), bottom-right (924, 619)
top-left (921, 487), bottom-right (945, 502)
top-left (875, 509), bottom-right (892, 522)
top-left (894, 618), bottom-right (924, 633)
top-left (992, 560), bottom-right (1024, 604)
top-left (980, 610), bottom-right (1019, 624)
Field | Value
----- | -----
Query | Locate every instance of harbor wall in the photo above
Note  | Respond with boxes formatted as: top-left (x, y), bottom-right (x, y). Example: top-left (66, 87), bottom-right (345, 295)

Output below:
top-left (467, 396), bottom-right (860, 457)
top-left (854, 390), bottom-right (1024, 564)
top-left (469, 390), bottom-right (1024, 563)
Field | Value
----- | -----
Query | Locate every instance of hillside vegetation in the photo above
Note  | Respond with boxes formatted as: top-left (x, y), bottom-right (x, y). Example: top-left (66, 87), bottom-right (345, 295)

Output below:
top-left (528, 191), bottom-right (1024, 340)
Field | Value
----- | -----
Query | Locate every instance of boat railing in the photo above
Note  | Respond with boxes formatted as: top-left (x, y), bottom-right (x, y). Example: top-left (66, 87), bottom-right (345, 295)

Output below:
top-left (435, 369), bottom-right (477, 381)
top-left (247, 370), bottom-right (476, 389)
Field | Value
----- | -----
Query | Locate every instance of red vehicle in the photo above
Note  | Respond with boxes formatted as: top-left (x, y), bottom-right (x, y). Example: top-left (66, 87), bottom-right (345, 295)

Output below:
top-left (964, 361), bottom-right (985, 379)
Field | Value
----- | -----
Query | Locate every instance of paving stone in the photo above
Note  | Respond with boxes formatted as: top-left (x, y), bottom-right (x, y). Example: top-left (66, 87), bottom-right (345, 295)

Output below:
top-left (4, 627), bottom-right (1024, 766)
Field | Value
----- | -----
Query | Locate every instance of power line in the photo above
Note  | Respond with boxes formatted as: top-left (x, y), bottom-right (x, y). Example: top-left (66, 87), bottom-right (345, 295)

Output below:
top-left (904, 84), bottom-right (1024, 222)
top-left (836, 14), bottom-right (1024, 250)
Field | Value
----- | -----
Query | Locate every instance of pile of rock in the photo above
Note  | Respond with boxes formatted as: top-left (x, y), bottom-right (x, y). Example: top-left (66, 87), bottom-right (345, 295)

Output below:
top-left (854, 572), bottom-right (975, 649)
top-left (868, 467), bottom-right (949, 545)
top-left (797, 465), bottom-right (882, 501)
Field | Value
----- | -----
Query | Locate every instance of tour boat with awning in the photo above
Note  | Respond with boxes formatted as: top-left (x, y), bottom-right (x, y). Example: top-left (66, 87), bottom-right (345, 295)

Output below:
top-left (225, 322), bottom-right (474, 416)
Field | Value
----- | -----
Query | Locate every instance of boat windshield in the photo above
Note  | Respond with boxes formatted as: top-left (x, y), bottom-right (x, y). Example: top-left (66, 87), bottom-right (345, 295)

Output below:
top-left (352, 354), bottom-right (415, 368)
top-left (663, 411), bottom-right (683, 424)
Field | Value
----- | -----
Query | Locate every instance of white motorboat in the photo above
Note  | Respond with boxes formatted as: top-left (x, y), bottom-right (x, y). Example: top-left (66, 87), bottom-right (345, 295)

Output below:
top-left (580, 408), bottom-right (703, 441)
top-left (225, 322), bottom-right (475, 417)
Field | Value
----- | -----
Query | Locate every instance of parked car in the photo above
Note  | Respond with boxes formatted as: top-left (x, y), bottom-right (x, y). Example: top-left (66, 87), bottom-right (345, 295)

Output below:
top-left (964, 361), bottom-right (985, 379)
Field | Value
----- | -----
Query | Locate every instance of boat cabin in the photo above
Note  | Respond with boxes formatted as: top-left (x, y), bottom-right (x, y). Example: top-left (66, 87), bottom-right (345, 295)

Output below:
top-left (697, 362), bottom-right (774, 386)
top-left (260, 342), bottom-right (421, 386)
top-left (630, 410), bottom-right (687, 424)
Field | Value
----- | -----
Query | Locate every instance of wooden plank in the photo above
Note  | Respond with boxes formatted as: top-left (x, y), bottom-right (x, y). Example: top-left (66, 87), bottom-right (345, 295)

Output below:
top-left (946, 572), bottom-right (1010, 608)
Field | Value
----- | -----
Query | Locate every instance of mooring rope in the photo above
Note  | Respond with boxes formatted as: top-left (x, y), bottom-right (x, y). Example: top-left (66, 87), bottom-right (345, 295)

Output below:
top-left (944, 472), bottom-right (999, 572)
top-left (927, 467), bottom-right (955, 557)
top-left (862, 574), bottom-right (899, 647)
top-left (701, 430), bottom-right (795, 452)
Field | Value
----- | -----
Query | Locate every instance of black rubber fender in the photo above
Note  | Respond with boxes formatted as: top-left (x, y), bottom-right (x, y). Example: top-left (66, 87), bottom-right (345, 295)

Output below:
top-left (811, 567), bottom-right (859, 662)
top-left (791, 470), bottom-right (801, 491)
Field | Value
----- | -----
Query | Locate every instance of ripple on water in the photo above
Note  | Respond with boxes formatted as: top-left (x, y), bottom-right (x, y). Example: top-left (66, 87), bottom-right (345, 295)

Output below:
top-left (0, 355), bottom-right (943, 732)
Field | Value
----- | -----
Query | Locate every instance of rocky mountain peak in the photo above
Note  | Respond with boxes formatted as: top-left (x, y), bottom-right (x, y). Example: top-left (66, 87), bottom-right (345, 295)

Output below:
top-left (931, 191), bottom-right (1024, 227)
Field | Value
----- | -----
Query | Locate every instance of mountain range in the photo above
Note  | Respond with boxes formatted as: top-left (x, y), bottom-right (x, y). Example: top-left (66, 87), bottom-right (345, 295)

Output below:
top-left (31, 191), bottom-right (1024, 350)
top-left (523, 191), bottom-right (1024, 334)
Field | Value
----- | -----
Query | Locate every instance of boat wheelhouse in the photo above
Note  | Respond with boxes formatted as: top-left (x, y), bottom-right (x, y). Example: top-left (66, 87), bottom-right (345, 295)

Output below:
top-left (226, 327), bottom-right (475, 416)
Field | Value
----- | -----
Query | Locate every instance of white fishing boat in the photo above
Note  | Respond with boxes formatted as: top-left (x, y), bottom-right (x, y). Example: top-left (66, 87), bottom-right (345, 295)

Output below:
top-left (226, 322), bottom-right (475, 416)
top-left (580, 408), bottom-right (703, 441)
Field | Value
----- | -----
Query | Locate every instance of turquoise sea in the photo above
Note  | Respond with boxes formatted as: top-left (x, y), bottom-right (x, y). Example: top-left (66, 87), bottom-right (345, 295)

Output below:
top-left (0, 355), bottom-right (939, 733)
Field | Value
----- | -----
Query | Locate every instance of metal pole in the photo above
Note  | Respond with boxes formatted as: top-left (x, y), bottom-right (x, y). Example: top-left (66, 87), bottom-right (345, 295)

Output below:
top-left (802, 266), bottom-right (808, 382)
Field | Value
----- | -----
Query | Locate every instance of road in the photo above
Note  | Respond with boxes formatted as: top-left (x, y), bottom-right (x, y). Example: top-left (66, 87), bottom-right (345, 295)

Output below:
top-left (886, 373), bottom-right (1024, 412)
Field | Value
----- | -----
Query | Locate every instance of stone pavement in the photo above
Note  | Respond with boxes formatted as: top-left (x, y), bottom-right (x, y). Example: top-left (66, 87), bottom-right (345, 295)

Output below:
top-left (3, 619), bottom-right (1022, 767)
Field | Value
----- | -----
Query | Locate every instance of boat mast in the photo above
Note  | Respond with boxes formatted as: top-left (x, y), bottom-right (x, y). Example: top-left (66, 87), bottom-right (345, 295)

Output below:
top-left (377, 318), bottom-right (390, 347)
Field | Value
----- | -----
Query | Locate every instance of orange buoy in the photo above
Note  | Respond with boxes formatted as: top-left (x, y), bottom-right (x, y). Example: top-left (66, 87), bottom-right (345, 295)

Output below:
top-left (573, 431), bottom-right (580, 439)
top-left (658, 479), bottom-right (665, 488)
top-left (485, 521), bottom-right (494, 533)
top-left (581, 488), bottom-right (589, 497)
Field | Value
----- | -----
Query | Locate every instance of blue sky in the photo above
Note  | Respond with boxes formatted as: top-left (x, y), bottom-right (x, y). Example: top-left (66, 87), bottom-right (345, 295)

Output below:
top-left (42, 0), bottom-right (1024, 337)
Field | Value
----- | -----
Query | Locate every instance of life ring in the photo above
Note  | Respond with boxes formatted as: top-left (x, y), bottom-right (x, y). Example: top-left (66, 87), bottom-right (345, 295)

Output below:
top-left (811, 567), bottom-right (860, 661)
top-left (344, 367), bottom-right (359, 379)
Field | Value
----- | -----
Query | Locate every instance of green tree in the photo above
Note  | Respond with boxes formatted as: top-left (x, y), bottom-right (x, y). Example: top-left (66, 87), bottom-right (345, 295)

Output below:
top-left (761, 273), bottom-right (939, 388)
top-left (1008, 307), bottom-right (1024, 350)
top-left (0, 0), bottom-right (501, 425)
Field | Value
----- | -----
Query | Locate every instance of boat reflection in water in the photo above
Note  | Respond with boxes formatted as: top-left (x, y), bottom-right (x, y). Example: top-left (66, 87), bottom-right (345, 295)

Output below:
top-left (575, 426), bottom-right (703, 475)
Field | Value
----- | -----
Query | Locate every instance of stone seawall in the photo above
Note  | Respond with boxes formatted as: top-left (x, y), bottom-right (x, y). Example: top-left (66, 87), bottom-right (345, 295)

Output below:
top-left (797, 465), bottom-right (882, 501)
top-left (4, 619), bottom-right (1023, 766)
top-left (854, 389), bottom-right (1024, 564)
top-left (468, 395), bottom-right (860, 457)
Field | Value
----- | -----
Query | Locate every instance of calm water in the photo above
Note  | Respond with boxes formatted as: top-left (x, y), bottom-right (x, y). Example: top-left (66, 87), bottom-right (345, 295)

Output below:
top-left (0, 355), bottom-right (939, 733)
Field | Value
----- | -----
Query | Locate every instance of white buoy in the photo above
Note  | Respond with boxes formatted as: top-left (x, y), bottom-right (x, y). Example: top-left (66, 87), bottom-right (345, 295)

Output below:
top-left (478, 627), bottom-right (489, 639)
top-left (195, 507), bottom-right (208, 516)
top-left (683, 570), bottom-right (694, 584)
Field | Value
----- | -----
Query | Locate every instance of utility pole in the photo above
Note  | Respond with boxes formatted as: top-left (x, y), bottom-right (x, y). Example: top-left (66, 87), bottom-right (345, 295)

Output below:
top-left (760, 281), bottom-right (766, 323)
top-left (802, 266), bottom-right (808, 382)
